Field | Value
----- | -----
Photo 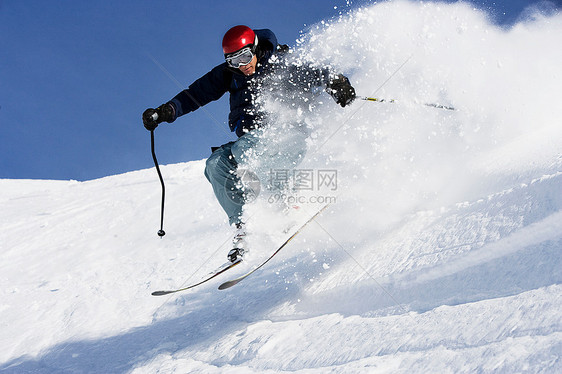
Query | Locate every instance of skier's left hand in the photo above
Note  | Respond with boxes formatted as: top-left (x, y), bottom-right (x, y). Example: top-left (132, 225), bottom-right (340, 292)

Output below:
top-left (327, 74), bottom-right (356, 107)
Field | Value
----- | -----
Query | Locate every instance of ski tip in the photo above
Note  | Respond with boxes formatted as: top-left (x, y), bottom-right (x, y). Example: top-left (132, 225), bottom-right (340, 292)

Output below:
top-left (152, 290), bottom-right (174, 296)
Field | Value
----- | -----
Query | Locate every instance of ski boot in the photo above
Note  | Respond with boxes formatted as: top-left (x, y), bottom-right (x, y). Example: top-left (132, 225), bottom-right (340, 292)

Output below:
top-left (227, 223), bottom-right (246, 263)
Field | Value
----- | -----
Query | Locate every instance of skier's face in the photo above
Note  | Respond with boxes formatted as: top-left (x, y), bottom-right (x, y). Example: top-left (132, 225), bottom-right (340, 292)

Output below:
top-left (239, 55), bottom-right (257, 76)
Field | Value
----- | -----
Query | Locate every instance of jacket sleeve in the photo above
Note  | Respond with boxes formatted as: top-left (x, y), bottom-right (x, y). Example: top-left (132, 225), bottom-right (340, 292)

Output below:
top-left (254, 29), bottom-right (277, 54)
top-left (168, 63), bottom-right (230, 120)
top-left (286, 63), bottom-right (332, 91)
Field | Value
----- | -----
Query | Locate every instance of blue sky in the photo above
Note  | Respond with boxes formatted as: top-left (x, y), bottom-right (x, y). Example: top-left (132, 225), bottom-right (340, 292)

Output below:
top-left (0, 0), bottom-right (557, 181)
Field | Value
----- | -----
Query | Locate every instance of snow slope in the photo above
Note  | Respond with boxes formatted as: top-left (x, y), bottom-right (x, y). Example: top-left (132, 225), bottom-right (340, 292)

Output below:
top-left (1, 1), bottom-right (561, 373)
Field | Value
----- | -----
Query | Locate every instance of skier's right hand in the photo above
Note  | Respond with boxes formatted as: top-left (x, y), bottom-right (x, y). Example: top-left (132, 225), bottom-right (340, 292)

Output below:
top-left (142, 103), bottom-right (175, 131)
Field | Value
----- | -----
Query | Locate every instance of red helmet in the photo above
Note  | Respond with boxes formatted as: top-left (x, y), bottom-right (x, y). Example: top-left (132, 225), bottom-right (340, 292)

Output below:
top-left (222, 25), bottom-right (257, 55)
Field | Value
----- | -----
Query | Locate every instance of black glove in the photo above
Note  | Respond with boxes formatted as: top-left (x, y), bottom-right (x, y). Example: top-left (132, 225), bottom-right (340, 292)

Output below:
top-left (142, 103), bottom-right (175, 131)
top-left (327, 74), bottom-right (356, 108)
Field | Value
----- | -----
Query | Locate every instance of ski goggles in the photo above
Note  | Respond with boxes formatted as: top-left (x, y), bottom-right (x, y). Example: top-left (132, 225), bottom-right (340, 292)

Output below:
top-left (225, 47), bottom-right (254, 68)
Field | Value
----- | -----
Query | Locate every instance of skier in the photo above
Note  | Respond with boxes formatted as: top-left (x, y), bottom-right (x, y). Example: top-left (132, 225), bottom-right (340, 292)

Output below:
top-left (143, 25), bottom-right (355, 262)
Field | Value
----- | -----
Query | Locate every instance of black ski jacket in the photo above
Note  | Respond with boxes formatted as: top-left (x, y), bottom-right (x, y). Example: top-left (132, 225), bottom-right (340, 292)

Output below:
top-left (168, 29), bottom-right (331, 137)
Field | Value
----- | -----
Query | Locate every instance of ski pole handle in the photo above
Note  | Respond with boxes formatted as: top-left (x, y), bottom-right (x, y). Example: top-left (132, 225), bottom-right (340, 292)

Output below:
top-left (151, 112), bottom-right (159, 121)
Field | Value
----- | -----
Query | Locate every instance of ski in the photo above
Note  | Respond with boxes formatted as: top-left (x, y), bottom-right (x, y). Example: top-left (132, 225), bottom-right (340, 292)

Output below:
top-left (152, 259), bottom-right (242, 296)
top-left (218, 204), bottom-right (331, 290)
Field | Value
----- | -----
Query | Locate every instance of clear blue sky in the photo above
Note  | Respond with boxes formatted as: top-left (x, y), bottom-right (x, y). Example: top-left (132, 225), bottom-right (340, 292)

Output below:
top-left (0, 0), bottom-right (557, 181)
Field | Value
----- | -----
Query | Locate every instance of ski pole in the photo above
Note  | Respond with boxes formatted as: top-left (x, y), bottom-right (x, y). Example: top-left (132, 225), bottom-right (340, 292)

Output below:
top-left (360, 96), bottom-right (395, 103)
top-left (360, 96), bottom-right (455, 111)
top-left (150, 112), bottom-right (166, 237)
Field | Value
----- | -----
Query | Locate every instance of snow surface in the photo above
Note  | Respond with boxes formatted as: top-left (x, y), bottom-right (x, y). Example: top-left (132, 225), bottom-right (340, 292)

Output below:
top-left (2, 1), bottom-right (562, 373)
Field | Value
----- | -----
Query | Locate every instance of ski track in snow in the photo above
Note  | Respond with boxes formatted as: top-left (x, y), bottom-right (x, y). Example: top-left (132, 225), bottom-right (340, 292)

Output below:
top-left (1, 1), bottom-right (562, 373)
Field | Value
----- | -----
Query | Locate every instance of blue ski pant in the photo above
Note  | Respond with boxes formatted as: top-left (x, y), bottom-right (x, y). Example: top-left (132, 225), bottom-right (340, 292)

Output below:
top-left (204, 128), bottom-right (307, 225)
